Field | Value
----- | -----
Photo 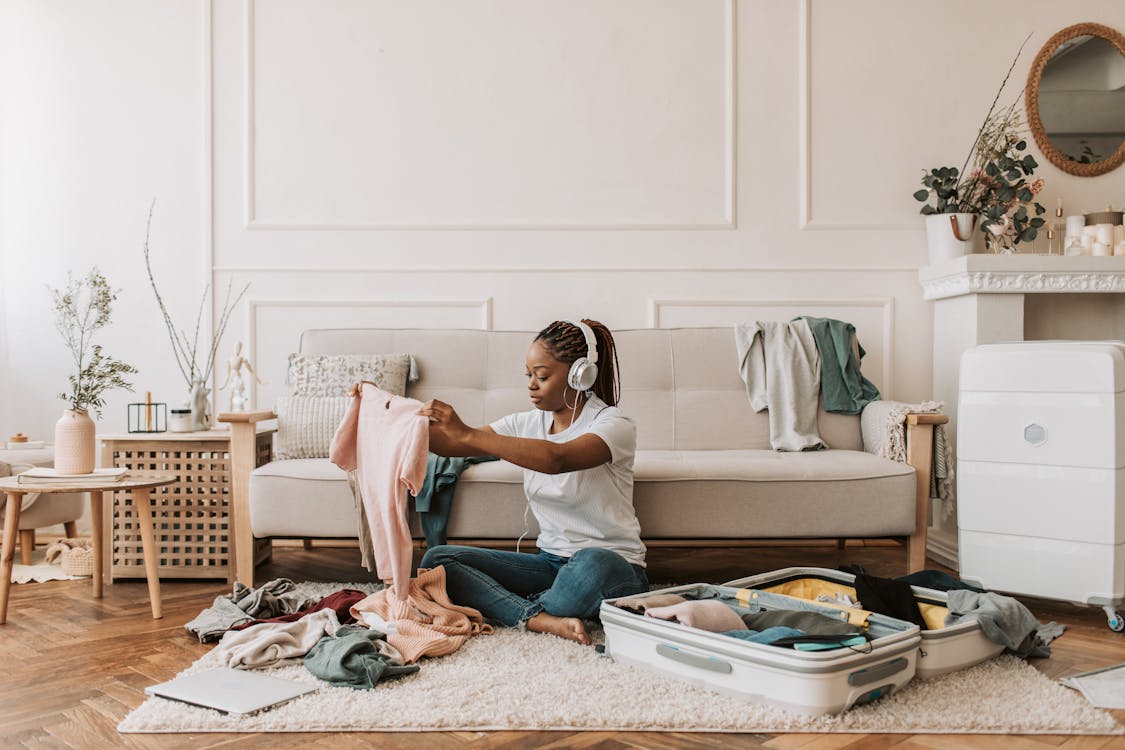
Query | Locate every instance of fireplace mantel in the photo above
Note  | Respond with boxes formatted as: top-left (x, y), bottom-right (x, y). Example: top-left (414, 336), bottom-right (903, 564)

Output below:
top-left (920, 254), bottom-right (1125, 300)
top-left (918, 253), bottom-right (1125, 569)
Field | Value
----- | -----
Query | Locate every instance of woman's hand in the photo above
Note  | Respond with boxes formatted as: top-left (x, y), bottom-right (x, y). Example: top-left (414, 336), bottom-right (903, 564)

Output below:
top-left (419, 399), bottom-right (473, 453)
top-left (418, 402), bottom-right (470, 436)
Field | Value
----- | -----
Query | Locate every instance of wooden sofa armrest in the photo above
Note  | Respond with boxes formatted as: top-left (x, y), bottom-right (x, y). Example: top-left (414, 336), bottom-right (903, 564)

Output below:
top-left (219, 411), bottom-right (277, 585)
top-left (903, 411), bottom-right (948, 574)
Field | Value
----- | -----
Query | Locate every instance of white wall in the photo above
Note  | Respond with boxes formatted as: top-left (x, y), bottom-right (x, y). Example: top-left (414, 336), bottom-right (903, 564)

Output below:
top-left (3, 0), bottom-right (1125, 444)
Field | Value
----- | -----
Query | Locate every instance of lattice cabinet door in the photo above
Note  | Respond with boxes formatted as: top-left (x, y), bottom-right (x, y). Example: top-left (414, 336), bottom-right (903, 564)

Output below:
top-left (100, 430), bottom-right (273, 580)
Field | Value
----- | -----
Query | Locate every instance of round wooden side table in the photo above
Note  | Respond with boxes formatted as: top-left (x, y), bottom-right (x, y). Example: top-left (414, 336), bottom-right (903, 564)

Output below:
top-left (0, 473), bottom-right (177, 624)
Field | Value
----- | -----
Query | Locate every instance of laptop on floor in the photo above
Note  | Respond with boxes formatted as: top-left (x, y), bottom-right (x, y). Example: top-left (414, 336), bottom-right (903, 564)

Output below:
top-left (144, 667), bottom-right (317, 716)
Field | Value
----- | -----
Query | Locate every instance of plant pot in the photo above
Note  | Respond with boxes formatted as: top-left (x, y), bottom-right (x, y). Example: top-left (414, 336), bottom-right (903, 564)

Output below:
top-left (54, 408), bottom-right (96, 475)
top-left (925, 213), bottom-right (980, 265)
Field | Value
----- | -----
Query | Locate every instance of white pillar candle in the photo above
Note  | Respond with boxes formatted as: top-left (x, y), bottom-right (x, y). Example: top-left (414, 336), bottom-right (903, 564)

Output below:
top-left (1115, 241), bottom-right (1125, 256)
top-left (1082, 226), bottom-right (1097, 250)
top-left (1092, 241), bottom-right (1112, 256)
top-left (1096, 224), bottom-right (1114, 245)
top-left (1115, 225), bottom-right (1125, 246)
top-left (1066, 215), bottom-right (1086, 238)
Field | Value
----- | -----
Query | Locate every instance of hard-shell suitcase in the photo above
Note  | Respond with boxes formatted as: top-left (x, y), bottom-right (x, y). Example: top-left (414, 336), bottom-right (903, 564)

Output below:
top-left (600, 582), bottom-right (921, 716)
top-left (726, 567), bottom-right (1005, 678)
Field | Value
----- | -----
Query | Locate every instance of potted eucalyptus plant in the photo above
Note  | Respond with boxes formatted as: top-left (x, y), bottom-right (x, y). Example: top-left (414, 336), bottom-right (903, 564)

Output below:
top-left (48, 268), bottom-right (137, 474)
top-left (915, 36), bottom-right (1046, 262)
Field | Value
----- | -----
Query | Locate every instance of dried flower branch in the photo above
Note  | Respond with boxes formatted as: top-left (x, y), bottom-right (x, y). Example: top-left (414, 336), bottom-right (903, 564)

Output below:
top-left (913, 34), bottom-right (1046, 251)
top-left (142, 200), bottom-right (249, 390)
top-left (47, 268), bottom-right (137, 417)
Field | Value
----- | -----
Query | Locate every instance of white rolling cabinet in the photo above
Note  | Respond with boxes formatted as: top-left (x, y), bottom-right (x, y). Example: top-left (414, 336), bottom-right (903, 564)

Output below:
top-left (957, 341), bottom-right (1125, 631)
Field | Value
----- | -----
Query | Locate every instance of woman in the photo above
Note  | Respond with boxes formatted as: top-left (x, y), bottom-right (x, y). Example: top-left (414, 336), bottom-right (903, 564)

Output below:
top-left (418, 319), bottom-right (648, 645)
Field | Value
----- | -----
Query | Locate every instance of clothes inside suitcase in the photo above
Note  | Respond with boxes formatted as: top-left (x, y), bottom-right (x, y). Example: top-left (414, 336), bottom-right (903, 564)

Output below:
top-left (725, 567), bottom-right (1006, 679)
top-left (601, 582), bottom-right (921, 716)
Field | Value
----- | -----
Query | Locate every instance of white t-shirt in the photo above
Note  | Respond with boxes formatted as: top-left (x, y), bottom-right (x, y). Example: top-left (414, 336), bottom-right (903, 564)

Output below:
top-left (490, 395), bottom-right (646, 567)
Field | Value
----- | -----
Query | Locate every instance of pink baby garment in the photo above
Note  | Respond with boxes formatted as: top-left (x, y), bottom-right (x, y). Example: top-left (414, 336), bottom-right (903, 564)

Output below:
top-left (330, 383), bottom-right (429, 599)
top-left (645, 600), bottom-right (747, 633)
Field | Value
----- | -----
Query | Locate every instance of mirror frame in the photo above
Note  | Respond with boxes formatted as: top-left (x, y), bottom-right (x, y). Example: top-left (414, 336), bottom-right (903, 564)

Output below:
top-left (1026, 22), bottom-right (1125, 177)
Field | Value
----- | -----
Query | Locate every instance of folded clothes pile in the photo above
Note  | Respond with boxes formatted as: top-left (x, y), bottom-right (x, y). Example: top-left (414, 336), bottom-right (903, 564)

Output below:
top-left (614, 593), bottom-right (869, 651)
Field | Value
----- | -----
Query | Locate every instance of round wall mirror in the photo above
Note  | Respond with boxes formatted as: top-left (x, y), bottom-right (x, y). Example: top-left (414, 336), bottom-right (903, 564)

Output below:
top-left (1026, 22), bottom-right (1125, 177)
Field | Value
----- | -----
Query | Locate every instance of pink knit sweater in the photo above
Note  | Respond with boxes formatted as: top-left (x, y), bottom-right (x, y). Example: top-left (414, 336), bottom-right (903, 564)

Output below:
top-left (349, 565), bottom-right (492, 663)
top-left (330, 383), bottom-right (429, 599)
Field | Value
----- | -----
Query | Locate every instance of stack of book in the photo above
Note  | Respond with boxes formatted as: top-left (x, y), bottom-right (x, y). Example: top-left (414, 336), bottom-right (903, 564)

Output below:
top-left (16, 467), bottom-right (128, 485)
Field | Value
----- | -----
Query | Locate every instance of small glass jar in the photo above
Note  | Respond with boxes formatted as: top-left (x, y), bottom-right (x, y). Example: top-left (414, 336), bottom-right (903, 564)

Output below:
top-left (169, 408), bottom-right (193, 433)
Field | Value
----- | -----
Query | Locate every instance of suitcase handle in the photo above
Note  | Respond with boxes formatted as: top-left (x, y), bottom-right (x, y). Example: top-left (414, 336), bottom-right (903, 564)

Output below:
top-left (655, 643), bottom-right (733, 674)
top-left (848, 657), bottom-right (909, 686)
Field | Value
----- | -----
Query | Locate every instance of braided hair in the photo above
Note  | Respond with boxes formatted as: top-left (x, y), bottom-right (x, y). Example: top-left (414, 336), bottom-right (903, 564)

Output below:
top-left (534, 319), bottom-right (621, 406)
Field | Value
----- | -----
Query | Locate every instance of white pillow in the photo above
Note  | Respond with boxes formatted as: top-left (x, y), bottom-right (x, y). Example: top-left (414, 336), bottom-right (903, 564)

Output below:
top-left (274, 395), bottom-right (351, 460)
top-left (286, 353), bottom-right (412, 397)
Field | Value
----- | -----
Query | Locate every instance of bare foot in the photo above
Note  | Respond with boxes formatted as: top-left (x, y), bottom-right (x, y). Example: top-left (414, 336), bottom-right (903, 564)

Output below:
top-left (526, 612), bottom-right (591, 645)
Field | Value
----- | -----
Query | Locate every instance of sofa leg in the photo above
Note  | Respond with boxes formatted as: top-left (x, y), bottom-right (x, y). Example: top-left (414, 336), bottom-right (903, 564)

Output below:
top-left (302, 539), bottom-right (313, 550)
top-left (835, 539), bottom-right (846, 551)
top-left (64, 521), bottom-right (78, 539)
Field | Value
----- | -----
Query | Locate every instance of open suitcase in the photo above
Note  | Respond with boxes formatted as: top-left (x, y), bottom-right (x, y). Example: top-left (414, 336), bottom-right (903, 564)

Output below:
top-left (726, 567), bottom-right (1005, 679)
top-left (601, 582), bottom-right (921, 716)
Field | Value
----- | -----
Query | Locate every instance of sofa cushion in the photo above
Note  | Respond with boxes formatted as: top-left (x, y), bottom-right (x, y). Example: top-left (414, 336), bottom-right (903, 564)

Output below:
top-left (632, 450), bottom-right (915, 538)
top-left (287, 353), bottom-right (412, 397)
top-left (249, 450), bottom-right (915, 542)
top-left (274, 395), bottom-right (351, 459)
top-left (249, 458), bottom-right (358, 538)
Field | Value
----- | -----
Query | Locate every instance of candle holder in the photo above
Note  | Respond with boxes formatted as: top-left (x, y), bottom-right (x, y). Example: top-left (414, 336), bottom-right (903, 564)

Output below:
top-left (127, 402), bottom-right (167, 433)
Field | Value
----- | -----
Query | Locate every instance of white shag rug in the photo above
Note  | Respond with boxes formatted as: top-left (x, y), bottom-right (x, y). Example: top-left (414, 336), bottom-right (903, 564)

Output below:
top-left (118, 582), bottom-right (1123, 735)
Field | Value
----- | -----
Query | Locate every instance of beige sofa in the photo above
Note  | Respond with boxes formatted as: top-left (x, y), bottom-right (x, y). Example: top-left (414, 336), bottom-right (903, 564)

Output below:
top-left (223, 327), bottom-right (943, 586)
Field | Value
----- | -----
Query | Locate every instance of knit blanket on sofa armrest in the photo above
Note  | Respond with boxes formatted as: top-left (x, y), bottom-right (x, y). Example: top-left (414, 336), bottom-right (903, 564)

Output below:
top-left (860, 400), bottom-right (954, 511)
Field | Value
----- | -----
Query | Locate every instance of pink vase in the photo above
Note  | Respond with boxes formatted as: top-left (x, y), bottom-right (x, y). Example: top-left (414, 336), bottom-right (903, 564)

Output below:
top-left (54, 409), bottom-right (96, 475)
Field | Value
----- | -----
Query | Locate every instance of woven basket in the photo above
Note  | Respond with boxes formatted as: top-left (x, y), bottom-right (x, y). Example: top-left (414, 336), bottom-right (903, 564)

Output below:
top-left (61, 546), bottom-right (94, 577)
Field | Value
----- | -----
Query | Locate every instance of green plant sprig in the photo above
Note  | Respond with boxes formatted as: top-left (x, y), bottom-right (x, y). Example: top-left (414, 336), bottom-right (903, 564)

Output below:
top-left (47, 268), bottom-right (137, 418)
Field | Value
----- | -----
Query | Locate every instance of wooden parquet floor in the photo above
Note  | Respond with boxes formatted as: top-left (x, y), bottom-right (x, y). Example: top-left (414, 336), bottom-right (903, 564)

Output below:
top-left (1, 540), bottom-right (1123, 749)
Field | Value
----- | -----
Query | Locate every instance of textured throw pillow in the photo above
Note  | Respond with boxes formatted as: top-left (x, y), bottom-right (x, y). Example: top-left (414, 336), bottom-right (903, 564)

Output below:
top-left (286, 353), bottom-right (412, 397)
top-left (274, 395), bottom-right (352, 460)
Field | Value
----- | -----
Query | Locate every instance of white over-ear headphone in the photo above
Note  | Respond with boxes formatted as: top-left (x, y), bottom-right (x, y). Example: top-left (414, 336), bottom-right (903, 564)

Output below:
top-left (563, 319), bottom-right (599, 393)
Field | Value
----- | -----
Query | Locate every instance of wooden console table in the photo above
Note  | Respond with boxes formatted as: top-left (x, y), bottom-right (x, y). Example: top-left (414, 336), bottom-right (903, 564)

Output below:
top-left (99, 427), bottom-right (274, 582)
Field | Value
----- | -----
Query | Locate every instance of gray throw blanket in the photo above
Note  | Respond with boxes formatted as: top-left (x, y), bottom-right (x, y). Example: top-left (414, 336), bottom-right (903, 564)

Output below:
top-left (944, 590), bottom-right (1065, 658)
top-left (735, 320), bottom-right (825, 451)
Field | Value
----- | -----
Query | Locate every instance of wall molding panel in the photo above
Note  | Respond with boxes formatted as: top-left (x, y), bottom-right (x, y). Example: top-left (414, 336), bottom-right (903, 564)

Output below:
top-left (798, 0), bottom-right (916, 232)
top-left (213, 265), bottom-right (923, 274)
top-left (239, 0), bottom-right (738, 230)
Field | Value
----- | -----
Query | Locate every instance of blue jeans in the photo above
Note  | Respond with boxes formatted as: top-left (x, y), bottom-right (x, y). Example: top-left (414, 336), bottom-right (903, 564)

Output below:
top-left (419, 545), bottom-right (649, 627)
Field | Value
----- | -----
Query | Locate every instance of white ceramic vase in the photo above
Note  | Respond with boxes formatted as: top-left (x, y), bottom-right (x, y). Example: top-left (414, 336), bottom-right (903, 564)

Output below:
top-left (54, 408), bottom-right (96, 475)
top-left (925, 212), bottom-right (980, 265)
top-left (190, 378), bottom-right (211, 431)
